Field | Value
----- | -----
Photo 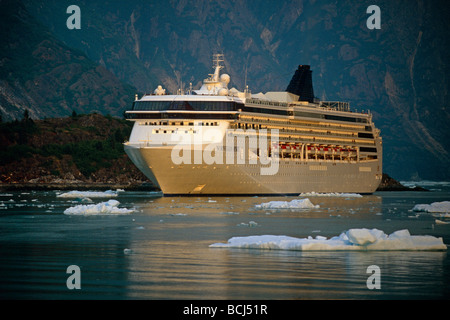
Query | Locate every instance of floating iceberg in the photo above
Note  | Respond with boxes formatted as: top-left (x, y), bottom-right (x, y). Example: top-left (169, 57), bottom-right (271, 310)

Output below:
top-left (63, 200), bottom-right (134, 215)
top-left (209, 228), bottom-right (447, 251)
top-left (255, 198), bottom-right (319, 210)
top-left (57, 190), bottom-right (118, 198)
top-left (412, 201), bottom-right (450, 213)
top-left (299, 192), bottom-right (362, 198)
top-left (237, 221), bottom-right (259, 228)
top-left (401, 181), bottom-right (450, 189)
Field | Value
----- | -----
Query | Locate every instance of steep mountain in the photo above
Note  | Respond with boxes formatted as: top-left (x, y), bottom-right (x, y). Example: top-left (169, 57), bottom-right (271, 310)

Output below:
top-left (0, 0), bottom-right (136, 122)
top-left (5, 0), bottom-right (450, 181)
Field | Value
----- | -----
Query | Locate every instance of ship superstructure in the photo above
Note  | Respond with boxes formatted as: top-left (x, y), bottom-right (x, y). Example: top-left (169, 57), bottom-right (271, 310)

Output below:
top-left (124, 54), bottom-right (382, 195)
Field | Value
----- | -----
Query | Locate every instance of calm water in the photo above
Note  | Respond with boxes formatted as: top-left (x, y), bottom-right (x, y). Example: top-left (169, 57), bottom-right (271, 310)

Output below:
top-left (0, 186), bottom-right (449, 300)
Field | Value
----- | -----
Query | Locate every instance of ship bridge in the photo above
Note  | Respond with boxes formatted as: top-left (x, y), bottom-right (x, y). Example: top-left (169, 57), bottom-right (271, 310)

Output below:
top-left (126, 94), bottom-right (242, 121)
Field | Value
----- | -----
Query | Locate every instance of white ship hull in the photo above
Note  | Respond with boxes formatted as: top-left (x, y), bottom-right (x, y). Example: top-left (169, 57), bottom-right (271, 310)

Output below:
top-left (125, 143), bottom-right (382, 195)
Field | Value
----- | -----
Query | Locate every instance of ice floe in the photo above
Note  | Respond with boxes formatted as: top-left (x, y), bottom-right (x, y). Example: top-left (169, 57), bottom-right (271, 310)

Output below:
top-left (299, 192), bottom-right (362, 198)
top-left (209, 228), bottom-right (447, 251)
top-left (57, 190), bottom-right (118, 198)
top-left (63, 200), bottom-right (134, 215)
top-left (412, 201), bottom-right (450, 213)
top-left (401, 181), bottom-right (450, 189)
top-left (237, 221), bottom-right (259, 227)
top-left (255, 198), bottom-right (319, 210)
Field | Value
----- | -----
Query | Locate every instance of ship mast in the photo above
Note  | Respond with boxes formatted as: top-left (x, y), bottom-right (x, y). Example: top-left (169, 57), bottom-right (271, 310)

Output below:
top-left (209, 53), bottom-right (224, 82)
top-left (195, 53), bottom-right (230, 95)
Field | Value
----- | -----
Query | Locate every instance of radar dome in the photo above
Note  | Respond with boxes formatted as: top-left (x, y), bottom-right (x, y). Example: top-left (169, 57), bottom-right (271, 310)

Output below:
top-left (154, 85), bottom-right (166, 95)
top-left (220, 74), bottom-right (230, 84)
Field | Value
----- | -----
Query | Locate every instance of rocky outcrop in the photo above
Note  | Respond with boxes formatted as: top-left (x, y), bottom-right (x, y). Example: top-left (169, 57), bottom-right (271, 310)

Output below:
top-left (376, 173), bottom-right (427, 191)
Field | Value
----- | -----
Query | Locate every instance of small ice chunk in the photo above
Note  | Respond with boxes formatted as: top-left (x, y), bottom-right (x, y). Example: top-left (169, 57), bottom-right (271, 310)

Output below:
top-left (255, 198), bottom-right (319, 210)
top-left (299, 192), bottom-right (362, 198)
top-left (412, 201), bottom-right (450, 213)
top-left (249, 221), bottom-right (258, 227)
top-left (57, 190), bottom-right (118, 198)
top-left (63, 200), bottom-right (134, 215)
top-left (346, 228), bottom-right (386, 246)
top-left (388, 229), bottom-right (411, 239)
top-left (237, 221), bottom-right (259, 227)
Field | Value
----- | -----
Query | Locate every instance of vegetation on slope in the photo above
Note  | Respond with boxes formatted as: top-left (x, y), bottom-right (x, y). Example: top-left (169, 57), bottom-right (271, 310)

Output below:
top-left (0, 112), bottom-right (148, 188)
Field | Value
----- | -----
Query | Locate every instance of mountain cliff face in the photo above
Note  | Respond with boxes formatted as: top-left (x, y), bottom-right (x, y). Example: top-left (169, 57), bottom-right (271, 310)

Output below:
top-left (0, 0), bottom-right (136, 122)
top-left (2, 0), bottom-right (449, 180)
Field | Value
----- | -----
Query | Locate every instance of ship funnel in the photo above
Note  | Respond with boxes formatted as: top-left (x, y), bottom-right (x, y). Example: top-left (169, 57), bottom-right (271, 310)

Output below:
top-left (286, 65), bottom-right (315, 103)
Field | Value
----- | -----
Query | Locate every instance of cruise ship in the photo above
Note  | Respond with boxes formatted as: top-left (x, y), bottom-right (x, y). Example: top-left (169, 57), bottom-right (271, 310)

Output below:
top-left (124, 54), bottom-right (382, 195)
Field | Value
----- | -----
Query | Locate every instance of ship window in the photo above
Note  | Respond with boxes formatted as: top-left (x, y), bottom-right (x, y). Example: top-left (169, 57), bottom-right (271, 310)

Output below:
top-left (243, 106), bottom-right (288, 116)
top-left (294, 111), bottom-right (369, 124)
top-left (360, 147), bottom-right (377, 153)
top-left (132, 100), bottom-right (238, 111)
top-left (126, 113), bottom-right (236, 120)
top-left (358, 132), bottom-right (374, 139)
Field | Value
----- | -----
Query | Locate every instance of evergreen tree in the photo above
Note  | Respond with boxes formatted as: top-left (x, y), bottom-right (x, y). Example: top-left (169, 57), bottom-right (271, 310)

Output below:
top-left (23, 109), bottom-right (29, 121)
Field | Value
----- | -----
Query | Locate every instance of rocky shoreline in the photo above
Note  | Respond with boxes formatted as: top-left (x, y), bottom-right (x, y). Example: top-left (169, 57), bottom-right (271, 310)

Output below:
top-left (0, 173), bottom-right (427, 193)
top-left (0, 181), bottom-right (157, 192)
